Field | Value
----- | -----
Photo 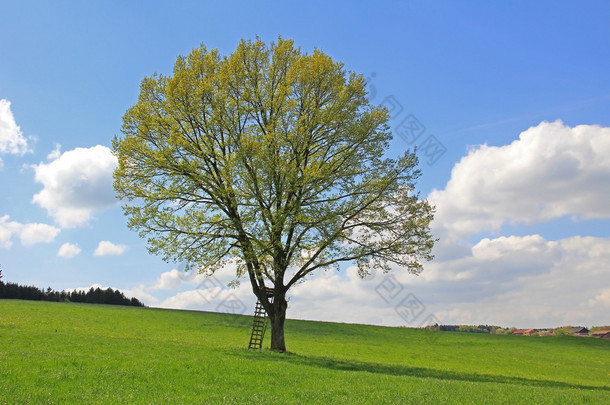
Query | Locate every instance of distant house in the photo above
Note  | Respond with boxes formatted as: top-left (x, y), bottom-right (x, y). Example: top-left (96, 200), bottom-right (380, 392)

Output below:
top-left (512, 329), bottom-right (537, 336)
top-left (591, 330), bottom-right (610, 339)
top-left (567, 327), bottom-right (589, 335)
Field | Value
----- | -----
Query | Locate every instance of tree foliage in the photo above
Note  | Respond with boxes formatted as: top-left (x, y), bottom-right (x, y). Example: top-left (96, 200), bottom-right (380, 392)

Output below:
top-left (113, 37), bottom-right (435, 351)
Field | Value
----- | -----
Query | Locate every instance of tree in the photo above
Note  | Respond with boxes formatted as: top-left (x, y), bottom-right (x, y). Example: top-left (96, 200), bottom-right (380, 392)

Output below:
top-left (113, 38), bottom-right (435, 352)
top-left (590, 326), bottom-right (610, 334)
top-left (553, 326), bottom-right (575, 336)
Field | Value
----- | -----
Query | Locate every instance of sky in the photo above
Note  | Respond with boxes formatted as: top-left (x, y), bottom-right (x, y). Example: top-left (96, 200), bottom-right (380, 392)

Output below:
top-left (1, 0), bottom-right (609, 329)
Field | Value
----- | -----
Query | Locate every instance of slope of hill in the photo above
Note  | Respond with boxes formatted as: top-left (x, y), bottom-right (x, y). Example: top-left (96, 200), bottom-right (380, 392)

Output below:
top-left (0, 300), bottom-right (608, 404)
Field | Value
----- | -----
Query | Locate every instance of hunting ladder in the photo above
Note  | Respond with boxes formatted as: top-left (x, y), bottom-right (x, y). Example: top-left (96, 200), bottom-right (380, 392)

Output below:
top-left (248, 287), bottom-right (274, 349)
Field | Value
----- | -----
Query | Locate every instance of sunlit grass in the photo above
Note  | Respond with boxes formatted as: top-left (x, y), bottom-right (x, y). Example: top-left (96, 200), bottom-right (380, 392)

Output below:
top-left (1, 300), bottom-right (608, 404)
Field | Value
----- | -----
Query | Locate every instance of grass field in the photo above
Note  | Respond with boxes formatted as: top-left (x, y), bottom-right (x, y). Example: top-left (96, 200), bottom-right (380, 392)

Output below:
top-left (1, 300), bottom-right (608, 404)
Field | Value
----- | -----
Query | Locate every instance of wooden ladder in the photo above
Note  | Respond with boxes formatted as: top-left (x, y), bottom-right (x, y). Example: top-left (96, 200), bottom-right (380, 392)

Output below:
top-left (248, 288), bottom-right (274, 349)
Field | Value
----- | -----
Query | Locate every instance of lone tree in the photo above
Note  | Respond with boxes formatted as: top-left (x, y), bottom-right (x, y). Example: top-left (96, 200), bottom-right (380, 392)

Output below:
top-left (113, 38), bottom-right (435, 352)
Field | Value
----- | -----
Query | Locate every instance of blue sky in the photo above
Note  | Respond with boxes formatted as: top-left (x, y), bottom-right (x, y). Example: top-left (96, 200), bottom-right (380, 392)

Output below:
top-left (1, 1), bottom-right (609, 328)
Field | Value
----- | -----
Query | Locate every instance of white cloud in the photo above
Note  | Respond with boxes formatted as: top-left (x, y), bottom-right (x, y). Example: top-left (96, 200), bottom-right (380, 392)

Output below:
top-left (0, 215), bottom-right (60, 248)
top-left (287, 267), bottom-right (399, 325)
top-left (471, 234), bottom-right (559, 261)
top-left (66, 283), bottom-right (106, 293)
top-left (117, 271), bottom-right (202, 307)
top-left (287, 234), bottom-right (610, 328)
top-left (417, 235), bottom-right (610, 328)
top-left (122, 285), bottom-right (160, 306)
top-left (152, 264), bottom-right (255, 312)
top-left (94, 240), bottom-right (126, 256)
top-left (0, 99), bottom-right (30, 161)
top-left (160, 290), bottom-right (210, 309)
top-left (588, 289), bottom-right (610, 308)
top-left (0, 216), bottom-right (21, 248)
top-left (31, 145), bottom-right (118, 227)
top-left (159, 286), bottom-right (253, 314)
top-left (151, 269), bottom-right (197, 290)
top-left (47, 143), bottom-right (61, 161)
top-left (19, 222), bottom-right (61, 245)
top-left (57, 242), bottom-right (81, 258)
top-left (128, 235), bottom-right (610, 329)
top-left (429, 121), bottom-right (610, 239)
top-left (107, 265), bottom-right (244, 311)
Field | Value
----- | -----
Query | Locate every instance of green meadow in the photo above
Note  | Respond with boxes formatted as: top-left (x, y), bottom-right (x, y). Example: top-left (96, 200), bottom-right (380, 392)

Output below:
top-left (0, 300), bottom-right (608, 404)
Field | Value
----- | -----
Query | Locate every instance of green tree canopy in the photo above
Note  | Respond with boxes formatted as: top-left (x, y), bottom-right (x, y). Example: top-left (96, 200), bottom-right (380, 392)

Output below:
top-left (113, 37), bottom-right (435, 352)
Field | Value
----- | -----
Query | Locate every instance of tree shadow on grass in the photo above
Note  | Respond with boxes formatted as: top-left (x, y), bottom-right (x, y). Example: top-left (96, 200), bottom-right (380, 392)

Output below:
top-left (232, 349), bottom-right (609, 392)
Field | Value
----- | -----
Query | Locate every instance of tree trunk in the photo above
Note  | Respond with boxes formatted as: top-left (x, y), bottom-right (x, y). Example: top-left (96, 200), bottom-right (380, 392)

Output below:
top-left (269, 295), bottom-right (287, 352)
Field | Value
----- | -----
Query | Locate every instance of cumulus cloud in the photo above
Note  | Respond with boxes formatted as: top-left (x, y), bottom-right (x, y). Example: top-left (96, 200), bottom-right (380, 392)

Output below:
top-left (287, 267), bottom-right (401, 325)
top-left (0, 215), bottom-right (60, 248)
top-left (0, 216), bottom-right (21, 248)
top-left (416, 235), bottom-right (610, 328)
top-left (19, 222), bottom-right (61, 245)
top-left (282, 235), bottom-right (563, 326)
top-left (151, 269), bottom-right (199, 290)
top-left (159, 286), bottom-right (253, 314)
top-left (588, 289), bottom-right (610, 308)
top-left (57, 242), bottom-right (81, 258)
top-left (0, 100), bottom-right (30, 162)
top-left (160, 290), bottom-right (210, 309)
top-left (286, 234), bottom-right (610, 328)
top-left (47, 143), bottom-right (61, 161)
top-left (66, 283), bottom-right (106, 293)
top-left (429, 121), bottom-right (610, 239)
top-left (129, 235), bottom-right (610, 328)
top-left (117, 271), bottom-right (199, 308)
top-left (471, 234), bottom-right (560, 262)
top-left (122, 285), bottom-right (159, 306)
top-left (94, 240), bottom-right (126, 256)
top-left (150, 263), bottom-right (255, 313)
top-left (31, 145), bottom-right (118, 227)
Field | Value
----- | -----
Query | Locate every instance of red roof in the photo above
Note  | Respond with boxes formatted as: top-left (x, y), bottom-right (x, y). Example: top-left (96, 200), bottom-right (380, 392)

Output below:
top-left (591, 330), bottom-right (610, 336)
top-left (512, 329), bottom-right (536, 335)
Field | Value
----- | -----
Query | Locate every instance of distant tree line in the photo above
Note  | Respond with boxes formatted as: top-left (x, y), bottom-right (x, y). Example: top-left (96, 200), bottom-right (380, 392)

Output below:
top-left (425, 324), bottom-right (506, 334)
top-left (0, 270), bottom-right (144, 307)
top-left (435, 324), bottom-right (492, 333)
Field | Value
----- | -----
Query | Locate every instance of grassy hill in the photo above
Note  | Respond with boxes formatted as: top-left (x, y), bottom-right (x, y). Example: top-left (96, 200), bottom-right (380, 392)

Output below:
top-left (0, 300), bottom-right (608, 404)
